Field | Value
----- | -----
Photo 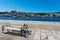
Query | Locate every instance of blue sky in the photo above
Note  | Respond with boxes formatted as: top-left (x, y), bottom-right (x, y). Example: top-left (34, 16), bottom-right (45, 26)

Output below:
top-left (0, 0), bottom-right (60, 12)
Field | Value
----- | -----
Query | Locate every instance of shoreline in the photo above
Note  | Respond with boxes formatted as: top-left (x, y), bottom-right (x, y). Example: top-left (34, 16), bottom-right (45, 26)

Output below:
top-left (0, 19), bottom-right (60, 22)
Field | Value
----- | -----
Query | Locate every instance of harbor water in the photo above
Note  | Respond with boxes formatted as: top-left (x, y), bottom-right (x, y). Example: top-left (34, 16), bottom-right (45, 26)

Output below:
top-left (0, 16), bottom-right (60, 22)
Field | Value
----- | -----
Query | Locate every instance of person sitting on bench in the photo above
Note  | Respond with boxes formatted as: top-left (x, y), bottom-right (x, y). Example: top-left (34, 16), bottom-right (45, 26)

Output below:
top-left (2, 25), bottom-right (4, 33)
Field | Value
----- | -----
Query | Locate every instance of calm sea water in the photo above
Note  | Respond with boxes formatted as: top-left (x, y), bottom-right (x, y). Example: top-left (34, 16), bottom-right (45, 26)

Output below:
top-left (0, 16), bottom-right (60, 22)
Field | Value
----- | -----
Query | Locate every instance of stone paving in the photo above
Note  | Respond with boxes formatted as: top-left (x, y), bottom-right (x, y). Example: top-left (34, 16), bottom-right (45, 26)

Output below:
top-left (0, 26), bottom-right (60, 40)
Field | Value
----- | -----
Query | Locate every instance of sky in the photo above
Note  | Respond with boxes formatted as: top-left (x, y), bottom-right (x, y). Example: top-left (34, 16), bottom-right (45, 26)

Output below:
top-left (0, 0), bottom-right (60, 12)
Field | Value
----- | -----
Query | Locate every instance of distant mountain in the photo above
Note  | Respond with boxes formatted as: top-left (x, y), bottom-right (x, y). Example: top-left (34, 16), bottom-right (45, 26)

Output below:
top-left (0, 11), bottom-right (60, 17)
